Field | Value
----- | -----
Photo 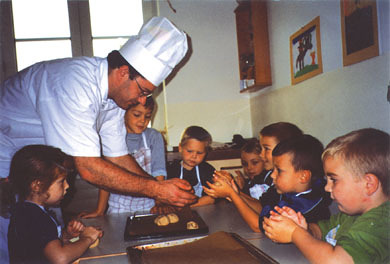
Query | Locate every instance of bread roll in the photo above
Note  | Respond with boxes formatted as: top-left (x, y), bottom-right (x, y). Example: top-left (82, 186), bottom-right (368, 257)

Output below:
top-left (167, 213), bottom-right (179, 224)
top-left (89, 238), bottom-right (99, 248)
top-left (154, 215), bottom-right (170, 226)
top-left (186, 221), bottom-right (199, 230)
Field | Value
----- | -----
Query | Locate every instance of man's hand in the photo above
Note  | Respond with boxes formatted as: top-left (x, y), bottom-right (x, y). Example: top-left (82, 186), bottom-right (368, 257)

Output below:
top-left (154, 178), bottom-right (197, 207)
top-left (150, 201), bottom-right (178, 215)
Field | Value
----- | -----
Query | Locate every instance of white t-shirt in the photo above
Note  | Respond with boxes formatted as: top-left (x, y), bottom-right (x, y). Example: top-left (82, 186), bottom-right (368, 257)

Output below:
top-left (0, 57), bottom-right (128, 177)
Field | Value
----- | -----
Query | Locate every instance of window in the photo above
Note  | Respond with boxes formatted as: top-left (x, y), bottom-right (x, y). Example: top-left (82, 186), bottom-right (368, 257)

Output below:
top-left (89, 0), bottom-right (143, 57)
top-left (11, 0), bottom-right (143, 70)
top-left (12, 0), bottom-right (71, 71)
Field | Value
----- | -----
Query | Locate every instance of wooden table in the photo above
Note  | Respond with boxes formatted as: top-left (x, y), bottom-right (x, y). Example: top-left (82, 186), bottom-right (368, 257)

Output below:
top-left (76, 201), bottom-right (308, 263)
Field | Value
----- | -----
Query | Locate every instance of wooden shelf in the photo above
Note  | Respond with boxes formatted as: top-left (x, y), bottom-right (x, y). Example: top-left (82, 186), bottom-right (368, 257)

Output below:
top-left (235, 0), bottom-right (272, 92)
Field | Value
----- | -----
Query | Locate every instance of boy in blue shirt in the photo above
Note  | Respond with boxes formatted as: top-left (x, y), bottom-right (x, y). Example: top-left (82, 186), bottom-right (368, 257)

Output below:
top-left (263, 128), bottom-right (389, 264)
top-left (205, 134), bottom-right (331, 232)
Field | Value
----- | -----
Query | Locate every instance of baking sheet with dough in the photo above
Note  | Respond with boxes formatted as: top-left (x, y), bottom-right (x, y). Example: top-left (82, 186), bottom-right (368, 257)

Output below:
top-left (124, 209), bottom-right (208, 241)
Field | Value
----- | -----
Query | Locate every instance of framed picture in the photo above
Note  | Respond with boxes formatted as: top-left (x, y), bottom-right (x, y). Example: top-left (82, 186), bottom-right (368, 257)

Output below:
top-left (340, 0), bottom-right (379, 66)
top-left (290, 16), bottom-right (323, 85)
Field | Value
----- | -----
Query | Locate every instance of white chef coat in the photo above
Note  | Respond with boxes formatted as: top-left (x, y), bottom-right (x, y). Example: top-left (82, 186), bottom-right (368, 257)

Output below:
top-left (0, 57), bottom-right (128, 177)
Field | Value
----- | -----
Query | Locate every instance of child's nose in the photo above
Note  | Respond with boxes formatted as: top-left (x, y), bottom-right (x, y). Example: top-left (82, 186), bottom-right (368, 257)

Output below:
top-left (270, 169), bottom-right (276, 179)
top-left (64, 180), bottom-right (69, 192)
top-left (137, 96), bottom-right (147, 105)
top-left (324, 180), bottom-right (332, 193)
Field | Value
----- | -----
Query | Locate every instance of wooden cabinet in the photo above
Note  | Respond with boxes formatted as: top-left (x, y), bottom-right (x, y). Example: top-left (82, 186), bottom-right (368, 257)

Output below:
top-left (235, 0), bottom-right (272, 92)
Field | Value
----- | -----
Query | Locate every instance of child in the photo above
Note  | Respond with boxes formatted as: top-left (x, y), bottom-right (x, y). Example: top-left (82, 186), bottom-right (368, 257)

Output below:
top-left (167, 126), bottom-right (215, 207)
top-left (218, 122), bottom-right (303, 202)
top-left (259, 122), bottom-right (303, 171)
top-left (80, 97), bottom-right (167, 217)
top-left (263, 128), bottom-right (390, 263)
top-left (5, 145), bottom-right (102, 264)
top-left (233, 138), bottom-right (271, 199)
top-left (205, 134), bottom-right (331, 233)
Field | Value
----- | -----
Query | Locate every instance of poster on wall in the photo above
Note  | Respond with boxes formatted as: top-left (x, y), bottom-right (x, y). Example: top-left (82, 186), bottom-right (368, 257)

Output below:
top-left (290, 16), bottom-right (323, 85)
top-left (340, 0), bottom-right (379, 66)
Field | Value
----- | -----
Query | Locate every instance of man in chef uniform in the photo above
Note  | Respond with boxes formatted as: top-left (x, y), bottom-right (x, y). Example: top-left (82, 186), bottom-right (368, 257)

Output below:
top-left (0, 16), bottom-right (196, 262)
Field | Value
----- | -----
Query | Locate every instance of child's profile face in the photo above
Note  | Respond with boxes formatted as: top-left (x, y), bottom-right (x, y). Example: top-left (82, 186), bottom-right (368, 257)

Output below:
top-left (124, 104), bottom-right (152, 134)
top-left (259, 135), bottom-right (279, 170)
top-left (324, 156), bottom-right (366, 215)
top-left (179, 139), bottom-right (207, 170)
top-left (44, 173), bottom-right (69, 207)
top-left (271, 153), bottom-right (301, 194)
top-left (241, 151), bottom-right (264, 179)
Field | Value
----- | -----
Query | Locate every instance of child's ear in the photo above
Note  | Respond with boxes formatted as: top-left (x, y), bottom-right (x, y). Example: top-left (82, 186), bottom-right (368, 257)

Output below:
top-left (30, 180), bottom-right (42, 194)
top-left (178, 144), bottom-right (182, 153)
top-left (364, 173), bottom-right (380, 196)
top-left (299, 170), bottom-right (311, 184)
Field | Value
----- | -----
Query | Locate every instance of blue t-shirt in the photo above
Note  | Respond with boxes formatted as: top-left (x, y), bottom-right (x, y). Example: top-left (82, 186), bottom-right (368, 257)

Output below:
top-left (259, 178), bottom-right (331, 231)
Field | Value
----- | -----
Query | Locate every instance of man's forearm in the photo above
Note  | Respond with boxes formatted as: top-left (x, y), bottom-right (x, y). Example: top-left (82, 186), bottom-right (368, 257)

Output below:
top-left (74, 156), bottom-right (158, 198)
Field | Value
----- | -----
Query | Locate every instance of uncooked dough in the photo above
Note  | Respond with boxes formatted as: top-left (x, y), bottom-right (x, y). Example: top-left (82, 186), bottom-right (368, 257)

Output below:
top-left (89, 238), bottom-right (99, 248)
top-left (186, 221), bottom-right (199, 230)
top-left (167, 213), bottom-right (179, 224)
top-left (154, 215), bottom-right (170, 226)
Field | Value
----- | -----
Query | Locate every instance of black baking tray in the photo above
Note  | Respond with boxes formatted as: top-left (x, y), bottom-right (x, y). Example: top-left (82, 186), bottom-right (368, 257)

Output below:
top-left (126, 232), bottom-right (279, 264)
top-left (124, 209), bottom-right (209, 241)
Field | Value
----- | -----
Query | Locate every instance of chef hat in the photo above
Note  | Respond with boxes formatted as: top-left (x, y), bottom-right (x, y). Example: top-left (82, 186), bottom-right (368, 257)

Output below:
top-left (119, 16), bottom-right (188, 86)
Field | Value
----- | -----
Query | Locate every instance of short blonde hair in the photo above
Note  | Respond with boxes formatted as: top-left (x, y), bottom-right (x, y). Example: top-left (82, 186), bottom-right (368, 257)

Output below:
top-left (322, 128), bottom-right (390, 196)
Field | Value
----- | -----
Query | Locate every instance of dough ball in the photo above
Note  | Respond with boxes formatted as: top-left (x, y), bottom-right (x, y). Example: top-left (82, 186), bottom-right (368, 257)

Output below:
top-left (186, 221), bottom-right (199, 230)
top-left (89, 238), bottom-right (99, 248)
top-left (167, 213), bottom-right (179, 224)
top-left (214, 181), bottom-right (222, 187)
top-left (154, 215), bottom-right (170, 226)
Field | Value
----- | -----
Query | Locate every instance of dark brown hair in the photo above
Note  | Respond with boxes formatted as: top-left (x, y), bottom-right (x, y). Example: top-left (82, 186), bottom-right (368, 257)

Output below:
top-left (241, 138), bottom-right (262, 155)
top-left (107, 50), bottom-right (142, 80)
top-left (8, 145), bottom-right (75, 202)
top-left (260, 122), bottom-right (303, 143)
top-left (273, 134), bottom-right (324, 183)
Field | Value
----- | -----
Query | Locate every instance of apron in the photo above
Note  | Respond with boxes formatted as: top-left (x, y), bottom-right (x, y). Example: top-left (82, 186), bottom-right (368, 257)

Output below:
top-left (180, 164), bottom-right (203, 197)
top-left (108, 133), bottom-right (155, 214)
top-left (249, 170), bottom-right (272, 199)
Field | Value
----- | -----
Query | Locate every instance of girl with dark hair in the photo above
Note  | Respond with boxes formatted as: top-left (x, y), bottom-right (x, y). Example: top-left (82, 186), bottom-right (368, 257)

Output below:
top-left (4, 145), bottom-right (103, 264)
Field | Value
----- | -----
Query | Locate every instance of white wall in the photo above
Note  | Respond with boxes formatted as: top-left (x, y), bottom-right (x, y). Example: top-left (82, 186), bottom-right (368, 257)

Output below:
top-left (250, 0), bottom-right (390, 146)
top-left (153, 0), bottom-right (253, 146)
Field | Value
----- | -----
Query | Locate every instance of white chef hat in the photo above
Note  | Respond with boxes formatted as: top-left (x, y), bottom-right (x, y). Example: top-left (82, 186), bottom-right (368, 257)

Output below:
top-left (119, 16), bottom-right (188, 86)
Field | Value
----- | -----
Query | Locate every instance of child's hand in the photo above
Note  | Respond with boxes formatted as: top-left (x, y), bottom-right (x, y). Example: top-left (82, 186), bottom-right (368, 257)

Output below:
top-left (80, 226), bottom-right (103, 246)
top-left (234, 170), bottom-right (245, 190)
top-left (66, 220), bottom-right (85, 238)
top-left (271, 206), bottom-right (308, 230)
top-left (203, 175), bottom-right (235, 199)
top-left (214, 170), bottom-right (233, 182)
top-left (263, 215), bottom-right (298, 243)
top-left (78, 210), bottom-right (104, 219)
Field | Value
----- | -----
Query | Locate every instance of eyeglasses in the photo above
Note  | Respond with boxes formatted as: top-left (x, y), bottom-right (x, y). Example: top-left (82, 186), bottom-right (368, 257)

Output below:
top-left (134, 78), bottom-right (153, 98)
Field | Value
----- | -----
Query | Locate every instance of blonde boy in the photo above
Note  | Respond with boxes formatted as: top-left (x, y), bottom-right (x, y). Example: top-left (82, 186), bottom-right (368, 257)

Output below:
top-left (263, 128), bottom-right (390, 264)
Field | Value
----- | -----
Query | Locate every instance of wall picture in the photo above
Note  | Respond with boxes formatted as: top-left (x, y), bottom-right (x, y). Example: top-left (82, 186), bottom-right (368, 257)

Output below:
top-left (340, 0), bottom-right (379, 66)
top-left (290, 16), bottom-right (323, 85)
